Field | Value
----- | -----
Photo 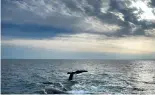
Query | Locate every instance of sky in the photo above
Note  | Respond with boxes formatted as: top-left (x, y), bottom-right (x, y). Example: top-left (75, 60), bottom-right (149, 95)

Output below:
top-left (1, 0), bottom-right (155, 59)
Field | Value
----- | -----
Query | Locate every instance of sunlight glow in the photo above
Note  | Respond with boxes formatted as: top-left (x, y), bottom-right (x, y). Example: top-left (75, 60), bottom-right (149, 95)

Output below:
top-left (130, 1), bottom-right (155, 21)
top-left (2, 34), bottom-right (155, 54)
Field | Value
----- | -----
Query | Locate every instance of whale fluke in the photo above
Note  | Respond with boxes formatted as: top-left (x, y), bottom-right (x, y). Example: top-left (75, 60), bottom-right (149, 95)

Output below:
top-left (75, 70), bottom-right (88, 74)
top-left (67, 70), bottom-right (88, 80)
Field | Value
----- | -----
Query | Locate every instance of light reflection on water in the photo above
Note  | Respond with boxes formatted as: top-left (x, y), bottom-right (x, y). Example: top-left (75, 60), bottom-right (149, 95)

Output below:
top-left (127, 60), bottom-right (155, 94)
top-left (1, 60), bottom-right (155, 94)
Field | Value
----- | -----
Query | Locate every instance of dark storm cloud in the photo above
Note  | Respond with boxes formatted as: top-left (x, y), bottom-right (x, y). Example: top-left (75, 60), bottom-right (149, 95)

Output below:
top-left (108, 0), bottom-right (155, 35)
top-left (151, 0), bottom-right (155, 7)
top-left (1, 23), bottom-right (74, 39)
top-left (2, 0), bottom-right (155, 38)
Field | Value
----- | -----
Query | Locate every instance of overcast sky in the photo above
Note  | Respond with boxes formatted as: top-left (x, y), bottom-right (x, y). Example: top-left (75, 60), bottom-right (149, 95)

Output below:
top-left (1, 0), bottom-right (155, 59)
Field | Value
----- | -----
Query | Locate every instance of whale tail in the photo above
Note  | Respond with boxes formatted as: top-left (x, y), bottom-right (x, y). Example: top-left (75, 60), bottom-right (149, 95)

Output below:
top-left (67, 70), bottom-right (88, 80)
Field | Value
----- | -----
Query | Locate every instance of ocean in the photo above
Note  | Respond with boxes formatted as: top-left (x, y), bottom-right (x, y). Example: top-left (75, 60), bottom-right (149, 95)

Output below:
top-left (1, 59), bottom-right (155, 94)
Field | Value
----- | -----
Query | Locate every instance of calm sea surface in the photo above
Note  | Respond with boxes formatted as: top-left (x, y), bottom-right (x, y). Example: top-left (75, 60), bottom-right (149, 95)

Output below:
top-left (1, 60), bottom-right (155, 94)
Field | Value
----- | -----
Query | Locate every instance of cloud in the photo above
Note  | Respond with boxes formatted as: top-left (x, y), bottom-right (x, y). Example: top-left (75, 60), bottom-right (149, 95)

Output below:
top-left (2, 0), bottom-right (121, 35)
top-left (1, 0), bottom-right (155, 58)
top-left (145, 28), bottom-right (155, 36)
top-left (2, 0), bottom-right (155, 37)
top-left (2, 33), bottom-right (155, 54)
top-left (151, 0), bottom-right (155, 7)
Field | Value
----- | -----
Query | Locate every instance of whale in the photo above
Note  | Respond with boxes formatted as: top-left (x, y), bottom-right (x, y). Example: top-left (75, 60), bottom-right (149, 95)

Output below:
top-left (34, 88), bottom-right (68, 94)
top-left (67, 70), bottom-right (88, 80)
top-left (44, 88), bottom-right (68, 94)
top-left (35, 70), bottom-right (88, 94)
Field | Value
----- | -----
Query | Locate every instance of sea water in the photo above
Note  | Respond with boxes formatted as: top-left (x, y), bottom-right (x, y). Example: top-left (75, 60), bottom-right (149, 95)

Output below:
top-left (1, 59), bottom-right (155, 94)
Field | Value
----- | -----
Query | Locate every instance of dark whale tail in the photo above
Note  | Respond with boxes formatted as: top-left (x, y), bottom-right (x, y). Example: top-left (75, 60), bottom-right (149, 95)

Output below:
top-left (67, 70), bottom-right (88, 80)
